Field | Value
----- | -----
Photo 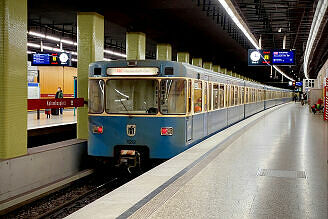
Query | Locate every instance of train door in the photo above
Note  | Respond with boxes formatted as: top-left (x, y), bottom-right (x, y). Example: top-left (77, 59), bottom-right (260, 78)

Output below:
top-left (203, 80), bottom-right (208, 137)
top-left (186, 79), bottom-right (192, 142)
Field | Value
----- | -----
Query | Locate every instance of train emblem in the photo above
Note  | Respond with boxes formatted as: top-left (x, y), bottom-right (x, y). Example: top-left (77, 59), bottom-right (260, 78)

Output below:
top-left (127, 125), bottom-right (136, 137)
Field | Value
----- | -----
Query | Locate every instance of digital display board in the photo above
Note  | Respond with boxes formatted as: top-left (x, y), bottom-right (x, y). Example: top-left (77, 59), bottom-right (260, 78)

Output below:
top-left (32, 52), bottom-right (71, 66)
top-left (295, 81), bottom-right (303, 87)
top-left (272, 50), bottom-right (295, 65)
top-left (248, 49), bottom-right (271, 66)
top-left (248, 49), bottom-right (296, 66)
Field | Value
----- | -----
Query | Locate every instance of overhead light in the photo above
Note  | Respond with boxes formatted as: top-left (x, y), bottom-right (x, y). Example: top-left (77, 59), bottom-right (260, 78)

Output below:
top-left (27, 51), bottom-right (35, 54)
top-left (45, 35), bottom-right (61, 42)
top-left (28, 31), bottom-right (45, 38)
top-left (104, 49), bottom-right (127, 58)
top-left (27, 43), bottom-right (41, 48)
top-left (304, 0), bottom-right (328, 79)
top-left (61, 39), bottom-right (74, 45)
top-left (72, 58), bottom-right (78, 62)
top-left (278, 28), bottom-right (282, 33)
top-left (104, 58), bottom-right (112, 61)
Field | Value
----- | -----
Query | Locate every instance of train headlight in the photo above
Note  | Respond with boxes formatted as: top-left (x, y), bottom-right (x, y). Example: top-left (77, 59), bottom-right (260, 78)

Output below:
top-left (93, 126), bottom-right (103, 134)
top-left (161, 127), bottom-right (173, 136)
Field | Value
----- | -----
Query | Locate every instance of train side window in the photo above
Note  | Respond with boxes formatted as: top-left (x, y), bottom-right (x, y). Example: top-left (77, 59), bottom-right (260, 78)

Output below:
top-left (194, 81), bottom-right (202, 113)
top-left (226, 85), bottom-right (230, 107)
top-left (231, 86), bottom-right (235, 106)
top-left (219, 84), bottom-right (225, 108)
top-left (209, 83), bottom-right (213, 111)
top-left (234, 86), bottom-right (238, 105)
top-left (213, 84), bottom-right (219, 109)
top-left (160, 79), bottom-right (186, 114)
top-left (187, 79), bottom-right (192, 113)
top-left (204, 82), bottom-right (208, 111)
top-left (241, 87), bottom-right (244, 104)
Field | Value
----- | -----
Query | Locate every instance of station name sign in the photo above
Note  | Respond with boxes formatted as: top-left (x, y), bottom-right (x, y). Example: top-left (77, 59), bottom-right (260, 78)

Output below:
top-left (27, 98), bottom-right (84, 110)
top-left (32, 52), bottom-right (72, 66)
top-left (107, 67), bottom-right (159, 76)
top-left (248, 49), bottom-right (295, 66)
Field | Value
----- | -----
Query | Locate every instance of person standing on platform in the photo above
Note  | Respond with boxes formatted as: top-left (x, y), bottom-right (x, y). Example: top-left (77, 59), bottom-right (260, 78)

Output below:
top-left (55, 87), bottom-right (64, 115)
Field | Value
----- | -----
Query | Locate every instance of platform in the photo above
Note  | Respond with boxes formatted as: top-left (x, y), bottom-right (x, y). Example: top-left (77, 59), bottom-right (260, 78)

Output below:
top-left (67, 103), bottom-right (327, 219)
top-left (28, 109), bottom-right (77, 130)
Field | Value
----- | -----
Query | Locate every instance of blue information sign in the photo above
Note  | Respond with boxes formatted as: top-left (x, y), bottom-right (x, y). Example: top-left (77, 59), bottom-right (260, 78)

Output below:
top-left (32, 52), bottom-right (71, 66)
top-left (272, 50), bottom-right (295, 65)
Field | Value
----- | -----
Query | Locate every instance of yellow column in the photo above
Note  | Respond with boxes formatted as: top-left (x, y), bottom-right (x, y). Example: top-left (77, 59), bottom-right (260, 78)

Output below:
top-left (156, 43), bottom-right (172, 61)
top-left (203, 62), bottom-right (213, 71)
top-left (126, 32), bottom-right (146, 60)
top-left (77, 12), bottom-right (104, 139)
top-left (192, 58), bottom-right (202, 67)
top-left (213, 65), bottom-right (220, 73)
top-left (0, 0), bottom-right (27, 159)
top-left (177, 52), bottom-right (190, 63)
top-left (221, 68), bottom-right (227, 74)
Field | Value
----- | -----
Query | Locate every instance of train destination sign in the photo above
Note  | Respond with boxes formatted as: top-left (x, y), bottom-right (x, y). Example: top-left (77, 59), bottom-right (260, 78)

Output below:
top-left (107, 67), bottom-right (159, 76)
top-left (248, 49), bottom-right (295, 66)
top-left (32, 52), bottom-right (72, 66)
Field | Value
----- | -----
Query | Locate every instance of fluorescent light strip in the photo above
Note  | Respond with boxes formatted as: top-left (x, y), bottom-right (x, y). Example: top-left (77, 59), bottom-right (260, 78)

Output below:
top-left (27, 42), bottom-right (41, 48)
top-left (104, 49), bottom-right (127, 58)
top-left (303, 0), bottom-right (328, 79)
top-left (28, 31), bottom-right (127, 58)
top-left (216, 0), bottom-right (294, 81)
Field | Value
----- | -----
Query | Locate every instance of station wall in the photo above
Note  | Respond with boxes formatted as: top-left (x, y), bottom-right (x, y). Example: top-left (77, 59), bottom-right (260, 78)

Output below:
top-left (39, 66), bottom-right (77, 98)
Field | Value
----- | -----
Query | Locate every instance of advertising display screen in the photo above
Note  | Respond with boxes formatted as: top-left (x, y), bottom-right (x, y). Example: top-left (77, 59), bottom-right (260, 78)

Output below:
top-left (32, 52), bottom-right (72, 66)
top-left (272, 50), bottom-right (295, 65)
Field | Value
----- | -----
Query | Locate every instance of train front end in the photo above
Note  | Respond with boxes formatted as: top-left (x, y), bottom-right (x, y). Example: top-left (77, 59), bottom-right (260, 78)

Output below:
top-left (88, 60), bottom-right (189, 168)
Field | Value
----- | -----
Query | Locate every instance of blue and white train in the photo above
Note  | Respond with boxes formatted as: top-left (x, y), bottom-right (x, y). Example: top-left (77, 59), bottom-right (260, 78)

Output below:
top-left (87, 60), bottom-right (293, 168)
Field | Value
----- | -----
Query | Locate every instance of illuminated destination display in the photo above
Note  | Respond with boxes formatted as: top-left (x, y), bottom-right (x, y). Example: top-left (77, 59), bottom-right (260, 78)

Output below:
top-left (107, 67), bottom-right (159, 76)
top-left (272, 50), bottom-right (295, 65)
top-left (32, 53), bottom-right (72, 66)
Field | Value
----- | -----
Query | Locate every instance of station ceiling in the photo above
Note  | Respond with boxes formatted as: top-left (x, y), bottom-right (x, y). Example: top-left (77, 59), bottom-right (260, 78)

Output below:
top-left (28, 0), bottom-right (328, 85)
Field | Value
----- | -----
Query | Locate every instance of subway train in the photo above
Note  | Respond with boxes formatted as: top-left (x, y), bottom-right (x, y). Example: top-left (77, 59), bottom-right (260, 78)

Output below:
top-left (87, 60), bottom-right (293, 169)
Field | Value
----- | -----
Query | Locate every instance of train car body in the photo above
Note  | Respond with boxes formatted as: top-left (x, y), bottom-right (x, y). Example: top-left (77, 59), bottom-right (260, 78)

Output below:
top-left (88, 60), bottom-right (293, 163)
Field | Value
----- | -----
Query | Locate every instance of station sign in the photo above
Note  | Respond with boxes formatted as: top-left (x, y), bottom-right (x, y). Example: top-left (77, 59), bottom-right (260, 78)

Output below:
top-left (248, 49), bottom-right (295, 66)
top-left (295, 81), bottom-right (302, 87)
top-left (32, 52), bottom-right (72, 66)
top-left (27, 98), bottom-right (84, 110)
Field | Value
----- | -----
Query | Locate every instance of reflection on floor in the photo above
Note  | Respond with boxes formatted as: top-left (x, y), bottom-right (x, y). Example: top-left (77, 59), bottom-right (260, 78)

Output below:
top-left (28, 109), bottom-right (77, 130)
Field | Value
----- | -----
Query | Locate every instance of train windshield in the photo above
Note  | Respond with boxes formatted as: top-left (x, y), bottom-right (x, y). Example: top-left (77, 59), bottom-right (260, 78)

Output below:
top-left (160, 79), bottom-right (186, 114)
top-left (106, 79), bottom-right (159, 114)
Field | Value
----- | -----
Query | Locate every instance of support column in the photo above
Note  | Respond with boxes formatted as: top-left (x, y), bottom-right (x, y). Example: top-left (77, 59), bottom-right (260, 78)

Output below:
top-left (213, 65), bottom-right (220, 73)
top-left (77, 12), bottom-right (104, 139)
top-left (0, 0), bottom-right (28, 159)
top-left (222, 68), bottom-right (227, 74)
top-left (156, 43), bottom-right (172, 61)
top-left (203, 62), bottom-right (213, 71)
top-left (192, 58), bottom-right (202, 67)
top-left (177, 52), bottom-right (190, 63)
top-left (126, 32), bottom-right (146, 60)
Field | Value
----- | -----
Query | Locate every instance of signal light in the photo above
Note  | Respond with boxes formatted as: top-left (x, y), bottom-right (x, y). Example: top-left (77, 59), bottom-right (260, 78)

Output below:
top-left (161, 127), bottom-right (173, 136)
top-left (93, 126), bottom-right (103, 134)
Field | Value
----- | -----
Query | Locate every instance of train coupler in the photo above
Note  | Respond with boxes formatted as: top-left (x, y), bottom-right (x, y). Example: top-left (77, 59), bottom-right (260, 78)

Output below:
top-left (116, 150), bottom-right (141, 174)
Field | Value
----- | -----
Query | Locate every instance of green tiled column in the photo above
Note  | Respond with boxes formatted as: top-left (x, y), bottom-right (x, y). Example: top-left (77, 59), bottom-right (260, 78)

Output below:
top-left (126, 32), bottom-right (146, 60)
top-left (156, 43), bottom-right (172, 61)
top-left (192, 58), bottom-right (202, 67)
top-left (222, 68), bottom-right (227, 74)
top-left (177, 52), bottom-right (190, 63)
top-left (77, 12), bottom-right (104, 139)
top-left (213, 65), bottom-right (220, 73)
top-left (203, 62), bottom-right (213, 71)
top-left (0, 0), bottom-right (27, 159)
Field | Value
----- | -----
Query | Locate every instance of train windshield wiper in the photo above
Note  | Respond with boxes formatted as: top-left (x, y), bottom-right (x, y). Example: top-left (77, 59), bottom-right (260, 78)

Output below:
top-left (112, 88), bottom-right (131, 115)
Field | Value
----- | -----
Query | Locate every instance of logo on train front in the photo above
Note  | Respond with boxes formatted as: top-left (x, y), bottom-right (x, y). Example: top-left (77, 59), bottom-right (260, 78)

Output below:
top-left (127, 125), bottom-right (136, 137)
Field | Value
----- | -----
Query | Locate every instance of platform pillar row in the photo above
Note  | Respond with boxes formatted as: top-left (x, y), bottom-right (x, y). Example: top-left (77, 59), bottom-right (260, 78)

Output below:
top-left (213, 65), bottom-right (220, 73)
top-left (177, 52), bottom-right (190, 63)
top-left (203, 62), bottom-right (213, 71)
top-left (222, 68), bottom-right (227, 74)
top-left (77, 12), bottom-right (104, 139)
top-left (126, 32), bottom-right (146, 60)
top-left (0, 0), bottom-right (28, 159)
top-left (192, 58), bottom-right (202, 67)
top-left (156, 43), bottom-right (172, 61)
